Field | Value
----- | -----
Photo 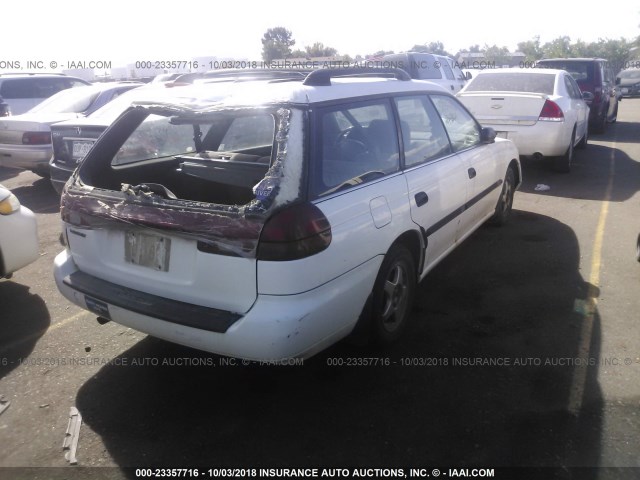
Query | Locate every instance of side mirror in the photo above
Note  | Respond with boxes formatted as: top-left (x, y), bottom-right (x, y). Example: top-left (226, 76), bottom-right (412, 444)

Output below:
top-left (615, 77), bottom-right (621, 86)
top-left (465, 71), bottom-right (472, 80)
top-left (480, 127), bottom-right (497, 144)
top-left (581, 91), bottom-right (595, 102)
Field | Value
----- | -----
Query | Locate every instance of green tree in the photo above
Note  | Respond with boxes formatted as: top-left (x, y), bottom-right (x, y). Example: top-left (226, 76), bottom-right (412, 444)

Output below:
top-left (305, 42), bottom-right (338, 57)
top-left (539, 36), bottom-right (631, 70)
top-left (261, 27), bottom-right (296, 62)
top-left (542, 36), bottom-right (573, 58)
top-left (587, 38), bottom-right (631, 70)
top-left (483, 44), bottom-right (511, 66)
top-left (366, 50), bottom-right (395, 59)
top-left (458, 45), bottom-right (482, 54)
top-left (408, 41), bottom-right (452, 57)
top-left (517, 36), bottom-right (543, 63)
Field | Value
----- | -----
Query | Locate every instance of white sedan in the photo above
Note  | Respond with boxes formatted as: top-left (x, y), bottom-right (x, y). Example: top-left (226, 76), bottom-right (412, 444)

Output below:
top-left (0, 82), bottom-right (141, 177)
top-left (0, 183), bottom-right (39, 279)
top-left (457, 68), bottom-right (589, 172)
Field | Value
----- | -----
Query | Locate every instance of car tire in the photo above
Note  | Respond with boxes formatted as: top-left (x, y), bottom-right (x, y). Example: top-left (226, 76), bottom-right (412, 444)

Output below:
top-left (554, 130), bottom-right (575, 173)
top-left (593, 108), bottom-right (608, 134)
top-left (490, 167), bottom-right (515, 226)
top-left (370, 244), bottom-right (416, 345)
top-left (610, 102), bottom-right (618, 123)
top-left (636, 233), bottom-right (640, 263)
top-left (577, 123), bottom-right (588, 150)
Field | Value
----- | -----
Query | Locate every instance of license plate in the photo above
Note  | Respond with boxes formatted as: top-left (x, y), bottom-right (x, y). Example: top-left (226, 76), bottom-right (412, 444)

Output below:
top-left (72, 140), bottom-right (94, 161)
top-left (621, 87), bottom-right (629, 94)
top-left (125, 231), bottom-right (171, 272)
top-left (496, 131), bottom-right (508, 139)
top-left (85, 296), bottom-right (111, 319)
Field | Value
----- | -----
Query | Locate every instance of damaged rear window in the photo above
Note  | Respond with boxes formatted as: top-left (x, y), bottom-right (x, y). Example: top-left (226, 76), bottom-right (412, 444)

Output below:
top-left (113, 112), bottom-right (275, 166)
top-left (75, 106), bottom-right (304, 212)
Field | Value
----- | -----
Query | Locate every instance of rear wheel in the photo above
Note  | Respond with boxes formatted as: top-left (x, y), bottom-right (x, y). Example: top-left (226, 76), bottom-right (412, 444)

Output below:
top-left (593, 108), bottom-right (608, 134)
top-left (490, 167), bottom-right (515, 226)
top-left (577, 123), bottom-right (588, 150)
top-left (610, 102), bottom-right (618, 123)
top-left (554, 130), bottom-right (575, 173)
top-left (370, 244), bottom-right (416, 344)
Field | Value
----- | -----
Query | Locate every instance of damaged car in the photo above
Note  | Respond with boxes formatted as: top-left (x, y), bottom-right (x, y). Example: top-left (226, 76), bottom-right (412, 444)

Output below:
top-left (54, 68), bottom-right (521, 360)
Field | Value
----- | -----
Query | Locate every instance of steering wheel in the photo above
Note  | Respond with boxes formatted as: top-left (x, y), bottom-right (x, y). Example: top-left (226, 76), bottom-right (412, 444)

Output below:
top-left (334, 126), bottom-right (370, 154)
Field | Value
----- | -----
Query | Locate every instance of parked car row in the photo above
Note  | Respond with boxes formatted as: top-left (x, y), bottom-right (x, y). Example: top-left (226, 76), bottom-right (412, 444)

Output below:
top-left (0, 81), bottom-right (142, 177)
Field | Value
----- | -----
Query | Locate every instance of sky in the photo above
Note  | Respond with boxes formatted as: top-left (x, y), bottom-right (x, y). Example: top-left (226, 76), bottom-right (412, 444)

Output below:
top-left (2, 0), bottom-right (639, 72)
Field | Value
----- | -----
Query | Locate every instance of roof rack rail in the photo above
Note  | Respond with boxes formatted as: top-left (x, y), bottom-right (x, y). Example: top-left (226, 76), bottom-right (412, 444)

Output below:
top-left (202, 68), bottom-right (313, 82)
top-left (302, 67), bottom-right (411, 86)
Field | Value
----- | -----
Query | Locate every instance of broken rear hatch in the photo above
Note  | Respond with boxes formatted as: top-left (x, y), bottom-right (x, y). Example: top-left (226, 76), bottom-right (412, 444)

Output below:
top-left (61, 102), bottom-right (305, 315)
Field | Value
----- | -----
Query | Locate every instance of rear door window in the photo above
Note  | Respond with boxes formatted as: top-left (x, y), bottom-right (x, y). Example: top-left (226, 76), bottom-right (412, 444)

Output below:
top-left (0, 79), bottom-right (38, 99)
top-left (395, 95), bottom-right (452, 167)
top-left (313, 99), bottom-right (400, 197)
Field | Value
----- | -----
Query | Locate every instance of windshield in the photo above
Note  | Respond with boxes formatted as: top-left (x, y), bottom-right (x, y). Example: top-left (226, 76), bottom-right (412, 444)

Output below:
top-left (28, 86), bottom-right (99, 114)
top-left (465, 73), bottom-right (556, 94)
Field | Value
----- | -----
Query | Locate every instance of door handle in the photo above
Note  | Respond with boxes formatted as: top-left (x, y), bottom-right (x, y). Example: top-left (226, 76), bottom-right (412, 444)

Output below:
top-left (414, 191), bottom-right (429, 207)
top-left (468, 168), bottom-right (476, 179)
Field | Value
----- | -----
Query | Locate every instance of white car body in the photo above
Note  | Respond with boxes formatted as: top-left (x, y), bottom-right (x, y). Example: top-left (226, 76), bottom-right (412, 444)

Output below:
top-left (54, 70), bottom-right (521, 360)
top-left (0, 184), bottom-right (39, 278)
top-left (457, 68), bottom-right (589, 160)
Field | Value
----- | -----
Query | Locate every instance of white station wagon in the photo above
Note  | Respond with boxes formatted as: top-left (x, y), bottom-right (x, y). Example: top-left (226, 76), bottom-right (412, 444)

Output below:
top-left (54, 68), bottom-right (521, 360)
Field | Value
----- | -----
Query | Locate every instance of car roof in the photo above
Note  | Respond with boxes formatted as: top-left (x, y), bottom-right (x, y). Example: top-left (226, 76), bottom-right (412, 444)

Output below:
top-left (128, 69), bottom-right (452, 111)
top-left (77, 81), bottom-right (144, 92)
top-left (474, 68), bottom-right (565, 76)
top-left (538, 58), bottom-right (608, 63)
top-left (0, 73), bottom-right (90, 82)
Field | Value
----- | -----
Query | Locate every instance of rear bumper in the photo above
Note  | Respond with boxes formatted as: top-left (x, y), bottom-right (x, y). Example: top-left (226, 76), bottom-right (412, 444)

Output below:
top-left (488, 121), bottom-right (570, 157)
top-left (0, 144), bottom-right (52, 171)
top-left (54, 250), bottom-right (380, 360)
top-left (49, 158), bottom-right (75, 194)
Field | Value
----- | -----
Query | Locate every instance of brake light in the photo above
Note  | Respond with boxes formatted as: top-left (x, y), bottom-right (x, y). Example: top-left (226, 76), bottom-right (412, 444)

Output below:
top-left (22, 131), bottom-right (52, 145)
top-left (257, 203), bottom-right (332, 261)
top-left (538, 100), bottom-right (564, 122)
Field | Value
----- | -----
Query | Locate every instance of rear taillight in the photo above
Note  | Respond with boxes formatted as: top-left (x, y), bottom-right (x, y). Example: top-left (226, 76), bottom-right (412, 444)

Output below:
top-left (257, 203), bottom-right (332, 261)
top-left (22, 131), bottom-right (52, 145)
top-left (538, 100), bottom-right (564, 122)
